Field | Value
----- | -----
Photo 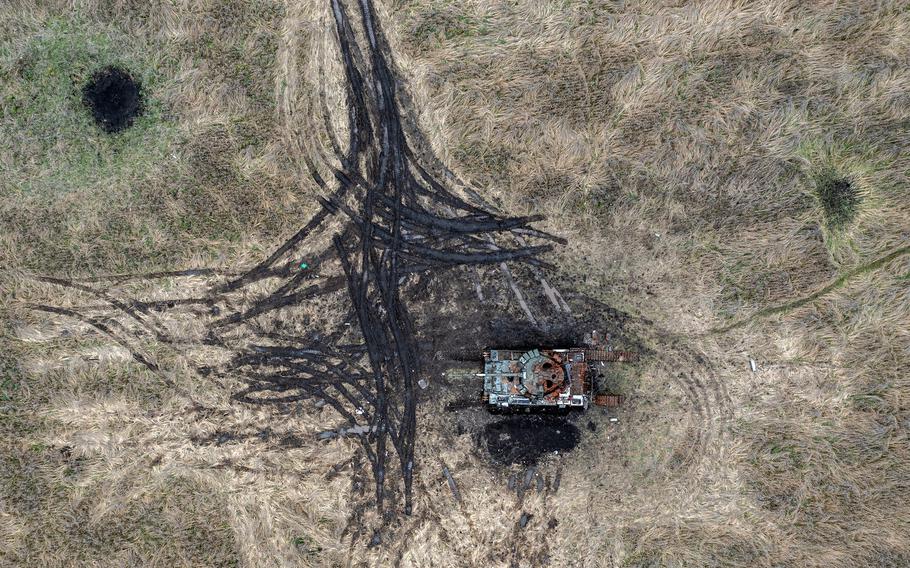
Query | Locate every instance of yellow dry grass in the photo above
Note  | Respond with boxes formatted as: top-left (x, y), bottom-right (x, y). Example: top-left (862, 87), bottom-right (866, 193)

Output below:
top-left (2, 0), bottom-right (909, 567)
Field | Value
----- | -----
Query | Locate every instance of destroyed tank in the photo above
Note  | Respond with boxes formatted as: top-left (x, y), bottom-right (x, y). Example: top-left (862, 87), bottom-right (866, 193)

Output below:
top-left (481, 348), bottom-right (634, 412)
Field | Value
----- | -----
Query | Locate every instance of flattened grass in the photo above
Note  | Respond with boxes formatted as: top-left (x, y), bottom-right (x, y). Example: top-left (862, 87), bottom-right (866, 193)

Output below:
top-left (1, 0), bottom-right (909, 565)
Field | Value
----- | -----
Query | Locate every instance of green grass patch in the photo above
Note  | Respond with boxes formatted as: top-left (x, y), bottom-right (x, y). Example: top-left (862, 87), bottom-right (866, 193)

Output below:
top-left (0, 16), bottom-right (180, 197)
top-left (0, 353), bottom-right (20, 402)
top-left (0, 9), bottom-right (303, 274)
top-left (795, 138), bottom-right (894, 262)
top-left (405, 5), bottom-right (492, 51)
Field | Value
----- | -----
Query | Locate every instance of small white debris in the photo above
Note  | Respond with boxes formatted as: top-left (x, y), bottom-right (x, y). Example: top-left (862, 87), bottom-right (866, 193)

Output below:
top-left (418, 378), bottom-right (429, 390)
top-left (749, 359), bottom-right (757, 373)
top-left (609, 417), bottom-right (619, 423)
top-left (314, 399), bottom-right (326, 409)
top-left (355, 407), bottom-right (364, 415)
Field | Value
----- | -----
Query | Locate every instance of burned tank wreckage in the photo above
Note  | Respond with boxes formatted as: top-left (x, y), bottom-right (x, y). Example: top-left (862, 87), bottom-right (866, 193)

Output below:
top-left (482, 348), bottom-right (635, 411)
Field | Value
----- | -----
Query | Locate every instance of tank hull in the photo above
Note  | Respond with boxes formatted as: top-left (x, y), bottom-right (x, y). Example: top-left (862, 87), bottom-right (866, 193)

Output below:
top-left (482, 348), bottom-right (593, 411)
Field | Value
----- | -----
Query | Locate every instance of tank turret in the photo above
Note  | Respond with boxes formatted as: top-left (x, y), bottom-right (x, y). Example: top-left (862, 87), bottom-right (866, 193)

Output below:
top-left (482, 348), bottom-right (593, 411)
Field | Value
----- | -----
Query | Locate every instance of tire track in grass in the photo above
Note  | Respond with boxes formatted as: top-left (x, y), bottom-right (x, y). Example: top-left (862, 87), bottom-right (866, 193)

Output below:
top-left (647, 331), bottom-right (733, 475)
top-left (712, 244), bottom-right (910, 334)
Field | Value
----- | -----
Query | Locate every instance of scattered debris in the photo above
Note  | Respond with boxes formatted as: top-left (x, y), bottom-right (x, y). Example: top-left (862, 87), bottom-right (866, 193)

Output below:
top-left (317, 424), bottom-right (374, 440)
top-left (750, 359), bottom-right (757, 372)
top-left (484, 348), bottom-right (593, 411)
top-left (441, 464), bottom-right (461, 502)
top-left (594, 394), bottom-right (624, 407)
top-left (418, 378), bottom-right (429, 390)
top-left (586, 349), bottom-right (638, 362)
top-left (585, 329), bottom-right (609, 348)
top-left (482, 347), bottom-right (633, 413)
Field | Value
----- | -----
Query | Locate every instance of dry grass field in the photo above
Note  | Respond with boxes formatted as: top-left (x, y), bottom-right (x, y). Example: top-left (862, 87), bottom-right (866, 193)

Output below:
top-left (2, 0), bottom-right (909, 566)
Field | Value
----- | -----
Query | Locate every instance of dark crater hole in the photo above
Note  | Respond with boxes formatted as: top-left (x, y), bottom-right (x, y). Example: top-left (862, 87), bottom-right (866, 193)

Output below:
top-left (484, 416), bottom-right (580, 466)
top-left (82, 66), bottom-right (144, 133)
top-left (816, 174), bottom-right (860, 230)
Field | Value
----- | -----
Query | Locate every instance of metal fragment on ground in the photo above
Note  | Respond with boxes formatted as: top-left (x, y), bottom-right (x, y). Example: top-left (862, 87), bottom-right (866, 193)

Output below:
top-left (442, 465), bottom-right (461, 502)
